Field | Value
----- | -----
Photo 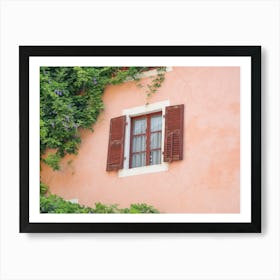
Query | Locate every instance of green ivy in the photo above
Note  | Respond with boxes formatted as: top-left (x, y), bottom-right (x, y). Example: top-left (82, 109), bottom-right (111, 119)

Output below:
top-left (145, 67), bottom-right (166, 103)
top-left (42, 153), bottom-right (61, 170)
top-left (40, 67), bottom-right (166, 170)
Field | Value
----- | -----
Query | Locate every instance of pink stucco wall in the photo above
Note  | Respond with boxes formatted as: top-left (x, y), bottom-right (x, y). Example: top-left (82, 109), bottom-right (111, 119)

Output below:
top-left (41, 67), bottom-right (240, 213)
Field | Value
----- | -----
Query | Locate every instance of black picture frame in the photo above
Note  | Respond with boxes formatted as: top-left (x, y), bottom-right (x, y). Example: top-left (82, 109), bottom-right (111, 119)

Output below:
top-left (20, 46), bottom-right (261, 233)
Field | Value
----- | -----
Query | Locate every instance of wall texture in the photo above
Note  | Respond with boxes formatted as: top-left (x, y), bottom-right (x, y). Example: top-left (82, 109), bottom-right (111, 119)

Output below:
top-left (41, 66), bottom-right (240, 213)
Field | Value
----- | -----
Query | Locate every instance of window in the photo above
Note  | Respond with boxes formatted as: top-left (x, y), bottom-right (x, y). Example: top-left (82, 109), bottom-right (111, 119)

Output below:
top-left (106, 101), bottom-right (184, 176)
top-left (130, 113), bottom-right (162, 168)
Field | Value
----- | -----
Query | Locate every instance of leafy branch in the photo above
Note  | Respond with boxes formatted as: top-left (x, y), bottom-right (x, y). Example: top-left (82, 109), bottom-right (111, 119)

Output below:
top-left (40, 67), bottom-right (166, 170)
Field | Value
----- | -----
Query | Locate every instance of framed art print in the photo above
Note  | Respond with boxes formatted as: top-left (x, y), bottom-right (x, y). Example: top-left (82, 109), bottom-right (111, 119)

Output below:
top-left (19, 46), bottom-right (261, 233)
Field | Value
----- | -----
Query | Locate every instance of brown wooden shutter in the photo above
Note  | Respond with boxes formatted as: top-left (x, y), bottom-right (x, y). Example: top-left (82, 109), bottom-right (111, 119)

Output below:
top-left (106, 116), bottom-right (126, 171)
top-left (164, 104), bottom-right (184, 162)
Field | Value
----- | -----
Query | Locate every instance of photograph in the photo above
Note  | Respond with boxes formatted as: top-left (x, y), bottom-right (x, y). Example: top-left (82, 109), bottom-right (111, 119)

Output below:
top-left (39, 66), bottom-right (240, 214)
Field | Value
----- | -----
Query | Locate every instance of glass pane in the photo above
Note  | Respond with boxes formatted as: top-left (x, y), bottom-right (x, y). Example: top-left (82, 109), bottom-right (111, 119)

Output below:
top-left (150, 150), bottom-right (161, 165)
top-left (132, 135), bottom-right (146, 152)
top-left (150, 132), bottom-right (162, 149)
top-left (132, 153), bottom-right (146, 168)
top-left (133, 118), bottom-right (146, 135)
top-left (151, 115), bottom-right (162, 132)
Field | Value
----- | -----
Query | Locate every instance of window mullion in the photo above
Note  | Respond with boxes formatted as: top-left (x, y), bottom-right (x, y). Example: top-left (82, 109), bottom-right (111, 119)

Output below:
top-left (146, 115), bottom-right (151, 166)
top-left (129, 118), bottom-right (133, 168)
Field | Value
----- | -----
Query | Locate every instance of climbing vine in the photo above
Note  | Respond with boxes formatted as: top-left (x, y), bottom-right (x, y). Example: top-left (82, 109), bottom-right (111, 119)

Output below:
top-left (40, 66), bottom-right (166, 170)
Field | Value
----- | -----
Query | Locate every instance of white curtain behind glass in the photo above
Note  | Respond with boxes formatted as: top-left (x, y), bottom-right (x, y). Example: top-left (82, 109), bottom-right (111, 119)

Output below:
top-left (132, 118), bottom-right (147, 168)
top-left (150, 115), bottom-right (162, 165)
top-left (131, 115), bottom-right (162, 168)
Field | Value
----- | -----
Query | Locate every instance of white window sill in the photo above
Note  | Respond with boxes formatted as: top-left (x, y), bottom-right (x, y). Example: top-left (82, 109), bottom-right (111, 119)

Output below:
top-left (118, 163), bottom-right (169, 178)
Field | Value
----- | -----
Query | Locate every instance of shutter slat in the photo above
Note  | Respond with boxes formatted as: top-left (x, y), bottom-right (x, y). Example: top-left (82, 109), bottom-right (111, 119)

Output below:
top-left (106, 116), bottom-right (126, 171)
top-left (164, 104), bottom-right (184, 162)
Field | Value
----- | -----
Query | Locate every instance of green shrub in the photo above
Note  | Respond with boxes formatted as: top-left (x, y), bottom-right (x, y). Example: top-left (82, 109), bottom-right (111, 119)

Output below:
top-left (40, 194), bottom-right (94, 213)
top-left (121, 203), bottom-right (160, 213)
top-left (93, 202), bottom-right (120, 213)
top-left (40, 182), bottom-right (49, 195)
top-left (40, 193), bottom-right (159, 214)
top-left (93, 202), bottom-right (159, 213)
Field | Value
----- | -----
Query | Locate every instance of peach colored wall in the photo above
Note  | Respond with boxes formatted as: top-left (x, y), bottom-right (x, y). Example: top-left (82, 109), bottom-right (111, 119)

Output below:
top-left (41, 67), bottom-right (240, 213)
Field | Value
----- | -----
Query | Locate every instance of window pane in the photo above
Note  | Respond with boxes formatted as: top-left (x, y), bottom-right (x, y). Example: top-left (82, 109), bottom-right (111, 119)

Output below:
top-left (132, 135), bottom-right (146, 152)
top-left (151, 115), bottom-right (162, 132)
top-left (150, 150), bottom-right (161, 165)
top-left (132, 153), bottom-right (146, 168)
top-left (133, 118), bottom-right (146, 135)
top-left (150, 132), bottom-right (162, 149)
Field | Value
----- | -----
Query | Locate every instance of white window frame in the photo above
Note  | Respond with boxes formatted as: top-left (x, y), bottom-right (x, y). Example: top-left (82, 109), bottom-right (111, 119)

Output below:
top-left (118, 100), bottom-right (170, 178)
